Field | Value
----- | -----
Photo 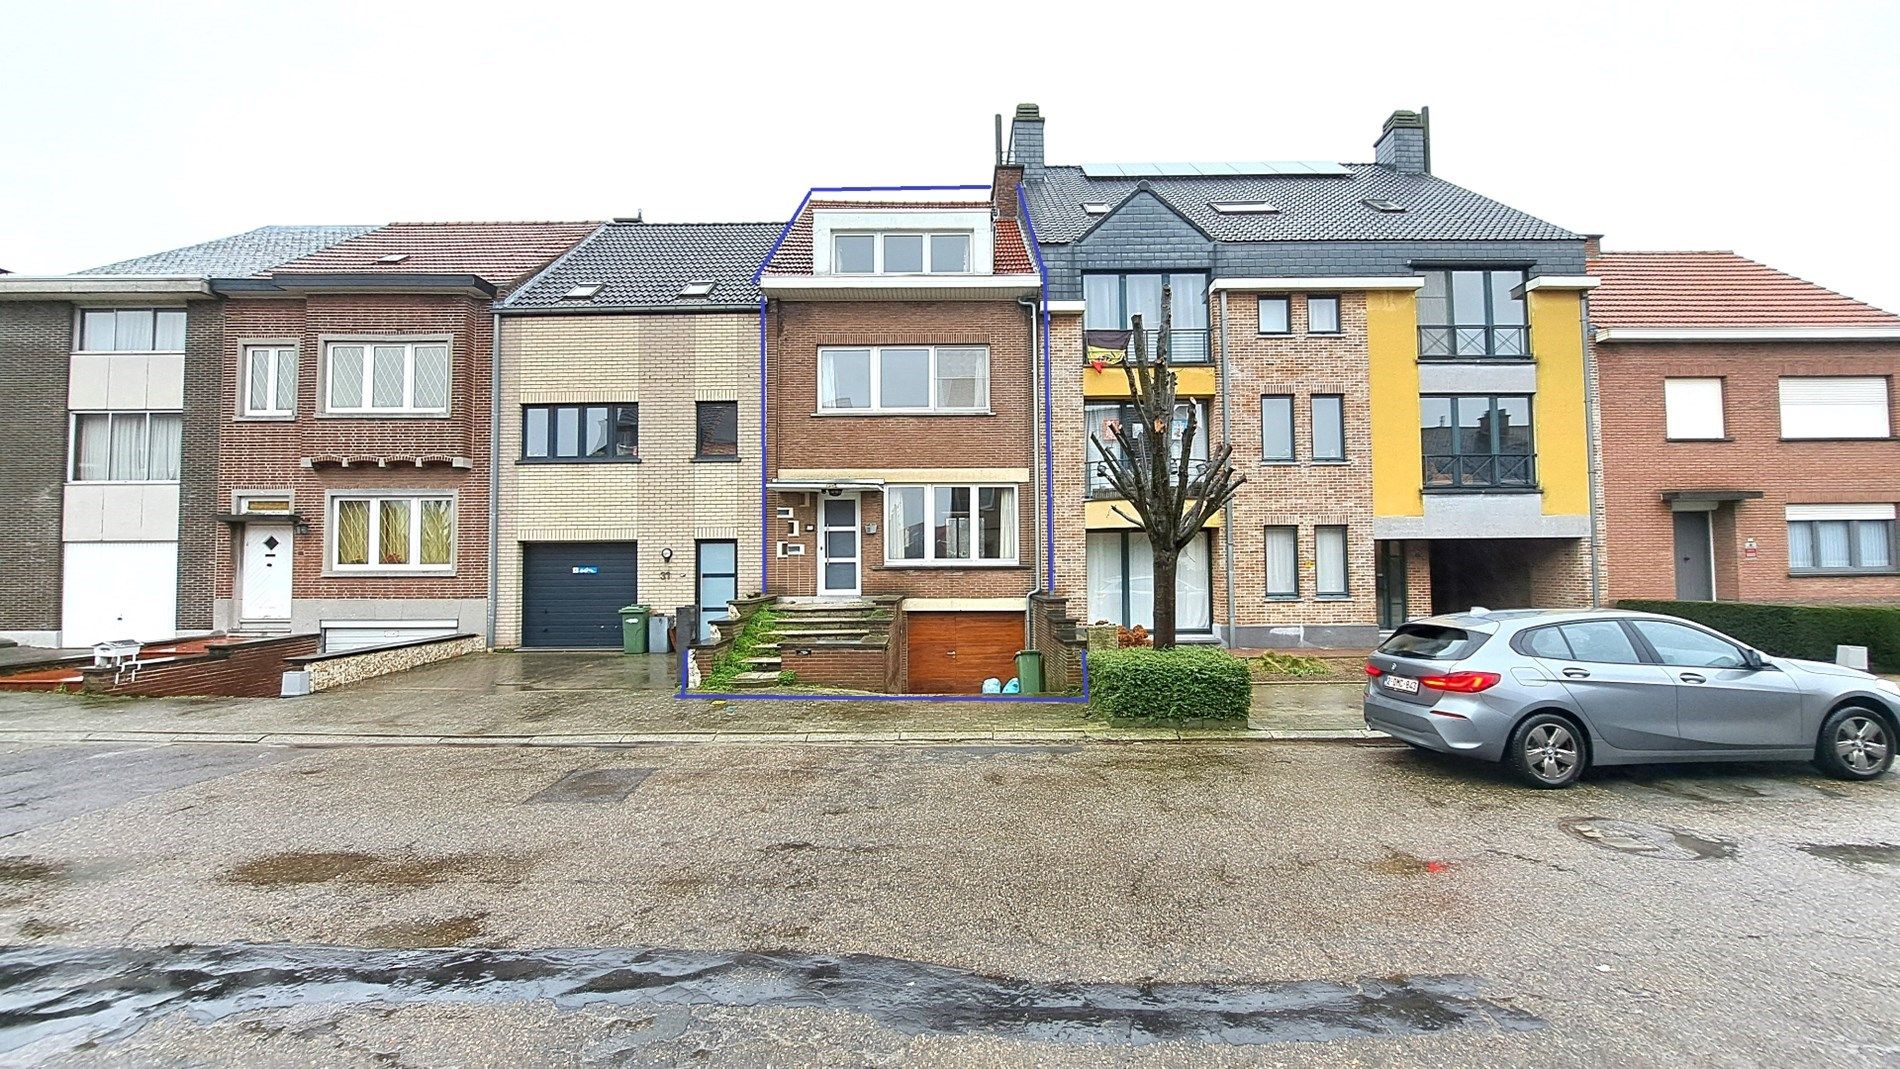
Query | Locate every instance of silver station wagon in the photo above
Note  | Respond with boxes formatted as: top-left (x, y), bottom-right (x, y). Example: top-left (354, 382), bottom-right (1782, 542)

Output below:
top-left (1364, 608), bottom-right (1900, 788)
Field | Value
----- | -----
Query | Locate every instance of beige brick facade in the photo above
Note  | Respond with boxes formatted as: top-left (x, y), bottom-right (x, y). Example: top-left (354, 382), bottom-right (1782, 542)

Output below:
top-left (494, 312), bottom-right (761, 647)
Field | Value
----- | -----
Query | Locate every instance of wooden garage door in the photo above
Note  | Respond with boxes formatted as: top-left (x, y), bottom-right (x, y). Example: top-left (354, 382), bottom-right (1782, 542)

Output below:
top-left (905, 611), bottom-right (1024, 694)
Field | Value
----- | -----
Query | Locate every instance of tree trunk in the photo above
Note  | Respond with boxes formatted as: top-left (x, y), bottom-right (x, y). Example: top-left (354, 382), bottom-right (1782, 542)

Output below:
top-left (1151, 544), bottom-right (1179, 650)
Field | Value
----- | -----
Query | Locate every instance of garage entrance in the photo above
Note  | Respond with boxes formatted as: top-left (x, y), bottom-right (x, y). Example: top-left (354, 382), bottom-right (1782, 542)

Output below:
top-left (521, 542), bottom-right (637, 648)
top-left (904, 611), bottom-right (1023, 694)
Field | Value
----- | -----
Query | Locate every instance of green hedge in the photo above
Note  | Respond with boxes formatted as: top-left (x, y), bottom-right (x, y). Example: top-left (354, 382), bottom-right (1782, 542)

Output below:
top-left (1087, 646), bottom-right (1251, 722)
top-left (1616, 600), bottom-right (1900, 672)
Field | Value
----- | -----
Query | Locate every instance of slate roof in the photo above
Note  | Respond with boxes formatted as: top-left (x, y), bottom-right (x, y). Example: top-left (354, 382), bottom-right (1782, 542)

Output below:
top-left (269, 221), bottom-right (603, 291)
top-left (1023, 164), bottom-right (1580, 244)
top-left (76, 225), bottom-right (377, 277)
top-left (1588, 251), bottom-right (1900, 329)
top-left (762, 199), bottom-right (1035, 276)
top-left (504, 221), bottom-right (784, 310)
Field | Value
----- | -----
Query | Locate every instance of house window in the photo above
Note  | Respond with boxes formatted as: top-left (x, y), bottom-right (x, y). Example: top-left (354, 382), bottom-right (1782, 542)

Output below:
top-left (1085, 400), bottom-right (1209, 498)
top-left (1778, 377), bottom-right (1890, 439)
top-left (243, 345), bottom-right (298, 417)
top-left (1311, 395), bottom-right (1345, 461)
top-left (330, 495), bottom-right (454, 571)
top-left (1262, 395), bottom-right (1295, 461)
top-left (1420, 395), bottom-right (1535, 489)
top-left (78, 308), bottom-right (187, 353)
top-left (1316, 525), bottom-right (1349, 596)
top-left (1787, 506), bottom-right (1896, 574)
top-left (695, 401), bottom-right (739, 458)
top-left (1307, 295), bottom-right (1341, 335)
top-left (70, 412), bottom-right (182, 482)
top-left (522, 404), bottom-right (638, 461)
top-left (817, 346), bottom-right (989, 412)
top-left (885, 485), bottom-right (1017, 564)
top-left (1086, 531), bottom-right (1213, 632)
top-left (1664, 378), bottom-right (1725, 440)
top-left (1083, 272), bottom-right (1210, 362)
top-left (1257, 296), bottom-right (1291, 335)
top-left (831, 232), bottom-right (973, 275)
top-left (1416, 268), bottom-right (1528, 359)
top-left (1265, 525), bottom-right (1299, 598)
top-left (324, 340), bottom-right (450, 414)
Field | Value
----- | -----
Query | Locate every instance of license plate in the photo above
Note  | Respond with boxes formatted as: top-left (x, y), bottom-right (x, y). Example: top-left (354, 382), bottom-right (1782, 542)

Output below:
top-left (1382, 675), bottom-right (1420, 694)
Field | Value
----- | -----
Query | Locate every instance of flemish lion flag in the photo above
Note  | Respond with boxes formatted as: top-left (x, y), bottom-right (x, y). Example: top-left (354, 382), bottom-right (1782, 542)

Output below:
top-left (1084, 329), bottom-right (1132, 366)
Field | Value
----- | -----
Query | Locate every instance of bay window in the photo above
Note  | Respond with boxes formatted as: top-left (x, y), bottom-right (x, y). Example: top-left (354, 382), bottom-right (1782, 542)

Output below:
top-left (331, 494), bottom-right (454, 571)
top-left (325, 340), bottom-right (451, 414)
top-left (884, 485), bottom-right (1017, 564)
top-left (818, 346), bottom-right (989, 412)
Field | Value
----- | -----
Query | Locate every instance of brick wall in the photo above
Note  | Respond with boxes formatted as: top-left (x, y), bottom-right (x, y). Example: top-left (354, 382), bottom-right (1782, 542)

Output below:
top-left (80, 633), bottom-right (320, 697)
top-left (177, 299), bottom-right (223, 629)
top-left (1597, 340), bottom-right (1900, 604)
top-left (787, 644), bottom-right (887, 691)
top-left (1028, 590), bottom-right (1082, 691)
top-left (0, 301), bottom-right (71, 631)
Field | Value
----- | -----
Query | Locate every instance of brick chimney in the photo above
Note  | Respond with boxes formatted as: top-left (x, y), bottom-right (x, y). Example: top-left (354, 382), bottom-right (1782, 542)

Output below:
top-left (1007, 103), bottom-right (1045, 179)
top-left (1375, 109), bottom-right (1430, 174)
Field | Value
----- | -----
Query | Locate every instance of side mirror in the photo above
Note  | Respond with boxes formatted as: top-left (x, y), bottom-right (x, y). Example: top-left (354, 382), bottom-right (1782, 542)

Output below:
top-left (1741, 648), bottom-right (1767, 671)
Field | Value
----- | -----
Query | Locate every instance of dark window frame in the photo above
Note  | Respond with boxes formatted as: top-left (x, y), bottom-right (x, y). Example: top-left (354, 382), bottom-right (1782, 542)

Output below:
top-left (1265, 524), bottom-right (1300, 599)
top-left (1311, 394), bottom-right (1346, 462)
top-left (1081, 271), bottom-right (1213, 364)
top-left (1417, 267), bottom-right (1530, 360)
top-left (1261, 394), bottom-right (1296, 462)
top-left (1787, 517), bottom-right (1897, 575)
top-left (1420, 393), bottom-right (1536, 491)
top-left (1085, 399), bottom-right (1211, 499)
top-left (521, 403), bottom-right (639, 463)
top-left (1092, 529), bottom-right (1216, 635)
top-left (1306, 294), bottom-right (1342, 335)
top-left (1315, 524), bottom-right (1350, 598)
top-left (694, 400), bottom-right (740, 461)
top-left (1257, 295), bottom-right (1291, 336)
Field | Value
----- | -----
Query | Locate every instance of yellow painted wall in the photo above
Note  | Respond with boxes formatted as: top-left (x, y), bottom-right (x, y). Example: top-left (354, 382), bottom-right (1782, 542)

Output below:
top-left (1528, 290), bottom-right (1590, 516)
top-left (1367, 290), bottom-right (1422, 517)
top-left (1084, 499), bottom-right (1223, 530)
top-left (1082, 365), bottom-right (1217, 399)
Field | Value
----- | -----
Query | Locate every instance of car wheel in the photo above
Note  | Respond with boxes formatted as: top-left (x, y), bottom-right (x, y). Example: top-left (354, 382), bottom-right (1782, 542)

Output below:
top-left (1815, 706), bottom-right (1895, 781)
top-left (1507, 714), bottom-right (1585, 789)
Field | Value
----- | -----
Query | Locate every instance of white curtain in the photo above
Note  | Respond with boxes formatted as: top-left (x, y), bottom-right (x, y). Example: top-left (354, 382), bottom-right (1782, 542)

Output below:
top-left (154, 309), bottom-right (188, 351)
top-left (1177, 535), bottom-right (1211, 629)
top-left (886, 487), bottom-right (924, 560)
top-left (1816, 521), bottom-right (1852, 569)
top-left (73, 414), bottom-right (110, 480)
top-left (109, 413), bottom-right (147, 481)
top-left (1859, 522), bottom-right (1891, 568)
top-left (1787, 522), bottom-right (1814, 568)
top-left (147, 415), bottom-right (182, 481)
top-left (1086, 533), bottom-right (1122, 624)
top-left (1317, 527), bottom-right (1348, 595)
top-left (1266, 526), bottom-right (1298, 595)
top-left (114, 309), bottom-right (154, 352)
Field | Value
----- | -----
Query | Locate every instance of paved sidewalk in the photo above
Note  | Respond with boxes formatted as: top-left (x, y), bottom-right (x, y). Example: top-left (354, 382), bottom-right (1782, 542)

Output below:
top-left (0, 650), bottom-right (1380, 747)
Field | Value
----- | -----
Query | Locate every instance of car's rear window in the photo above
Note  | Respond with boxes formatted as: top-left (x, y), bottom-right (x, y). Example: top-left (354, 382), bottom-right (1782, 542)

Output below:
top-left (1377, 623), bottom-right (1487, 661)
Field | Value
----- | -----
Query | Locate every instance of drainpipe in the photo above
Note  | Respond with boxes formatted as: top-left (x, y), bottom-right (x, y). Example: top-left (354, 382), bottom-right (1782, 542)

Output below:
top-left (486, 311), bottom-right (501, 647)
top-left (1218, 291), bottom-right (1236, 646)
top-left (1020, 295), bottom-right (1043, 644)
top-left (1580, 295), bottom-right (1603, 608)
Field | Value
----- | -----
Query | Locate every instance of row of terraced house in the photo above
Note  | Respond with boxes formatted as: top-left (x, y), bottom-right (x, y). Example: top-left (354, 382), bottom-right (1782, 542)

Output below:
top-left (2, 104), bottom-right (1896, 692)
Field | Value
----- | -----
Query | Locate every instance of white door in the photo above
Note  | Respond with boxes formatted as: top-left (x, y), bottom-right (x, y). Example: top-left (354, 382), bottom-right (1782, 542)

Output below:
top-left (817, 495), bottom-right (860, 596)
top-left (240, 523), bottom-right (294, 622)
top-left (62, 542), bottom-right (178, 646)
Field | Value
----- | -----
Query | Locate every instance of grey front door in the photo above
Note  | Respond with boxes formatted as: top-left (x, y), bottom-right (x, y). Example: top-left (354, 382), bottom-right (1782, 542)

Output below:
top-left (1627, 619), bottom-right (1805, 749)
top-left (1672, 510), bottom-right (1714, 600)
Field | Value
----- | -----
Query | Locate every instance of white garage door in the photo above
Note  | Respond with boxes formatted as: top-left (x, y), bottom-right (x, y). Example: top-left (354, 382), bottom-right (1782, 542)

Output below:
top-left (320, 620), bottom-right (459, 654)
top-left (62, 542), bottom-right (178, 647)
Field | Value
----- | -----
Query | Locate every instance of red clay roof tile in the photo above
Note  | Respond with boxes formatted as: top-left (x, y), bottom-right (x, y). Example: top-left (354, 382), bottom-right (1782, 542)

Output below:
top-left (269, 221), bottom-right (602, 290)
top-left (1588, 250), bottom-right (1900, 330)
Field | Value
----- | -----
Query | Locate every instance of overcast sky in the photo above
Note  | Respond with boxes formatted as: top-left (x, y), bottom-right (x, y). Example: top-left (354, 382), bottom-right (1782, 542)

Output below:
top-left (3, 0), bottom-right (1897, 309)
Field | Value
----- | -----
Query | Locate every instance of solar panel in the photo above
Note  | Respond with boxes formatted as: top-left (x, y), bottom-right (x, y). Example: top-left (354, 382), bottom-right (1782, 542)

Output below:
top-left (1080, 161), bottom-right (1352, 178)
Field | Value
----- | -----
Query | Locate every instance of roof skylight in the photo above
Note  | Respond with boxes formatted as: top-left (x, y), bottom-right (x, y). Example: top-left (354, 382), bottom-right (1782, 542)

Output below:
top-left (1082, 202), bottom-right (1111, 215)
top-left (679, 279), bottom-right (716, 298)
top-left (1209, 202), bottom-right (1279, 215)
top-left (374, 253), bottom-right (409, 264)
top-left (562, 283), bottom-right (605, 300)
top-left (1362, 198), bottom-right (1406, 213)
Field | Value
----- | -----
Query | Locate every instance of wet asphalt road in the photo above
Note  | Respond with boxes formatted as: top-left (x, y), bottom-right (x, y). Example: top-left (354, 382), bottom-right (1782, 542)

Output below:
top-left (1, 737), bottom-right (1897, 1067)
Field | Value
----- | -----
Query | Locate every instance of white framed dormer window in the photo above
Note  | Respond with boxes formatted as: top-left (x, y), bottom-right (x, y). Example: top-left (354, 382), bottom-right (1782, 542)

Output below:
top-left (813, 209), bottom-right (994, 274)
top-left (69, 412), bottom-right (182, 482)
top-left (243, 344), bottom-right (299, 418)
top-left (832, 232), bottom-right (972, 275)
top-left (1778, 376), bottom-right (1890, 440)
top-left (329, 492), bottom-right (455, 572)
top-left (1663, 377), bottom-right (1725, 440)
top-left (818, 346), bottom-right (989, 413)
top-left (884, 485), bottom-right (1018, 565)
top-left (324, 339), bottom-right (451, 415)
top-left (77, 308), bottom-right (187, 353)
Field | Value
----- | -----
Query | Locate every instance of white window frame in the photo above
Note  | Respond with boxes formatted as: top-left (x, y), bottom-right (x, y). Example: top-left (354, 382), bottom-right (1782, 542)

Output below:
top-left (75, 307), bottom-right (188, 354)
top-left (883, 484), bottom-right (1019, 566)
top-left (67, 411), bottom-right (184, 484)
top-left (322, 337), bottom-right (452, 416)
top-left (812, 209), bottom-right (993, 274)
top-left (1663, 377), bottom-right (1726, 440)
top-left (817, 345), bottom-right (990, 413)
top-left (829, 231), bottom-right (976, 276)
top-left (241, 343), bottom-right (299, 418)
top-left (1777, 376), bottom-right (1890, 440)
top-left (326, 492), bottom-right (456, 574)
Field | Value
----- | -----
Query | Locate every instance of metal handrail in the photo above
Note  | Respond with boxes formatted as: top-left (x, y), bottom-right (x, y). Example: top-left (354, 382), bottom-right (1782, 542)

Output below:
top-left (1418, 324), bottom-right (1530, 360)
top-left (1082, 327), bottom-right (1212, 365)
top-left (1421, 453), bottom-right (1536, 490)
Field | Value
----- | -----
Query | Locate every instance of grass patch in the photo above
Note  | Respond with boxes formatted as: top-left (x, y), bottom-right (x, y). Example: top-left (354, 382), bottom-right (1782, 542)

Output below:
top-left (704, 608), bottom-right (782, 689)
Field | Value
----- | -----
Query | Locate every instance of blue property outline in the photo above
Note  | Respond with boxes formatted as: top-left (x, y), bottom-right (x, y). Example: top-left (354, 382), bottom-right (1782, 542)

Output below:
top-left (681, 181), bottom-right (1087, 704)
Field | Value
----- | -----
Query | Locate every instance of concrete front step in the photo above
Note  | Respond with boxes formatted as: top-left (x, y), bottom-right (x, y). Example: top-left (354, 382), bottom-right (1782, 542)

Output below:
top-left (775, 600), bottom-right (877, 612)
top-left (730, 671), bottom-right (782, 688)
top-left (776, 628), bottom-right (872, 640)
top-left (770, 614), bottom-right (888, 625)
top-left (742, 656), bottom-right (783, 669)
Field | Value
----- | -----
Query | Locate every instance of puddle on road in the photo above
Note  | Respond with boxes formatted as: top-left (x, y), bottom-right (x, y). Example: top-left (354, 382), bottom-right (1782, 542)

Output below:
top-left (223, 852), bottom-right (494, 889)
top-left (0, 942), bottom-right (1541, 1055)
top-left (1800, 842), bottom-right (1900, 869)
top-left (1560, 818), bottom-right (1736, 861)
top-left (524, 767), bottom-right (656, 804)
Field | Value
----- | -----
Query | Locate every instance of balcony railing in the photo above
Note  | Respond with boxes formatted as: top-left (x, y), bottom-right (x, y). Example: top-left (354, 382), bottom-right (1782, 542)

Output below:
top-left (1419, 324), bottom-right (1530, 360)
top-left (1423, 453), bottom-right (1536, 490)
top-left (1088, 458), bottom-right (1213, 499)
top-left (1083, 328), bottom-right (1212, 366)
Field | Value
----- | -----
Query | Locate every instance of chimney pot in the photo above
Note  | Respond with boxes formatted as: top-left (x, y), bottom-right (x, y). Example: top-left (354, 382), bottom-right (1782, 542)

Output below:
top-left (1007, 103), bottom-right (1046, 178)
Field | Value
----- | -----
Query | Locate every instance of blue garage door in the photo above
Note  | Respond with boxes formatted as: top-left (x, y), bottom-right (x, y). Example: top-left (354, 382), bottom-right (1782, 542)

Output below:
top-left (521, 542), bottom-right (638, 648)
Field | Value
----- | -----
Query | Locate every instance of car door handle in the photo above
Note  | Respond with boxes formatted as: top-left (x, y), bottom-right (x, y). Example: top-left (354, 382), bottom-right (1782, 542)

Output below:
top-left (1562, 668), bottom-right (1590, 679)
top-left (1679, 672), bottom-right (1706, 684)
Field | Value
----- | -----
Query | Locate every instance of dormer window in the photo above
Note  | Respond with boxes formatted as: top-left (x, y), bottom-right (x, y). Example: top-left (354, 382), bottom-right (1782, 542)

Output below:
top-left (832, 232), bottom-right (972, 275)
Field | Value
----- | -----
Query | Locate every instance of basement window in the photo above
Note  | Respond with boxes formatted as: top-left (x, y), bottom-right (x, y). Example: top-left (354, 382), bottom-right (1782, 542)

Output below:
top-left (562, 283), bottom-right (605, 300)
top-left (1209, 202), bottom-right (1278, 214)
top-left (679, 279), bottom-right (716, 298)
top-left (1362, 198), bottom-right (1405, 212)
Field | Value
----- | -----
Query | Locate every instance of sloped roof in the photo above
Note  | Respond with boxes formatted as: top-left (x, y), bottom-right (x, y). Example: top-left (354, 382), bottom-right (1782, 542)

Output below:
top-left (1024, 164), bottom-right (1579, 244)
top-left (762, 199), bottom-right (1034, 276)
top-left (270, 221), bottom-right (602, 290)
top-left (503, 221), bottom-right (784, 310)
top-left (76, 225), bottom-right (377, 277)
top-left (1588, 251), bottom-right (1900, 329)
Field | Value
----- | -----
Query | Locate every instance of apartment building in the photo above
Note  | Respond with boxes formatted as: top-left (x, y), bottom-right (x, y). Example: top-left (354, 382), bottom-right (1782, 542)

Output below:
top-left (1591, 250), bottom-right (1900, 603)
top-left (1008, 104), bottom-right (1598, 647)
top-left (210, 221), bottom-right (599, 650)
top-left (494, 220), bottom-right (779, 648)
top-left (0, 226), bottom-right (373, 647)
top-left (758, 188), bottom-right (1047, 691)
